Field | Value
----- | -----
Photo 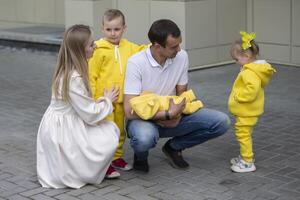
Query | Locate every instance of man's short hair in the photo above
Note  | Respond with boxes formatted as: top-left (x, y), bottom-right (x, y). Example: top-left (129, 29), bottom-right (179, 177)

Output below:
top-left (103, 9), bottom-right (125, 25)
top-left (148, 19), bottom-right (181, 47)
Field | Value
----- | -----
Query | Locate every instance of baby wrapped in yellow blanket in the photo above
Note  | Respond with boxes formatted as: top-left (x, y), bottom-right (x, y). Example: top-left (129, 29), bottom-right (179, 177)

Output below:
top-left (129, 90), bottom-right (204, 120)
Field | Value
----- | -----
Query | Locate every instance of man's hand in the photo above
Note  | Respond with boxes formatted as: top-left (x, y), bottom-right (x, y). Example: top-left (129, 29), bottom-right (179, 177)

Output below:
top-left (156, 116), bottom-right (182, 128)
top-left (155, 98), bottom-right (186, 128)
top-left (169, 98), bottom-right (186, 118)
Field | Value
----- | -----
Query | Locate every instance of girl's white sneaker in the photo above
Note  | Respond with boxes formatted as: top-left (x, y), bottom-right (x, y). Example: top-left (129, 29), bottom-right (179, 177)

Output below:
top-left (230, 155), bottom-right (242, 165)
top-left (231, 158), bottom-right (256, 173)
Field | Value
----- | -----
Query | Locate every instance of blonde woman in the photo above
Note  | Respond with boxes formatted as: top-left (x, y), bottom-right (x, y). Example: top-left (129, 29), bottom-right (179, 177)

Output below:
top-left (36, 24), bottom-right (120, 188)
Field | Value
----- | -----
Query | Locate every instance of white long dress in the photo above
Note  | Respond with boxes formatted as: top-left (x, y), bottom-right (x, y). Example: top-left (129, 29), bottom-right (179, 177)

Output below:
top-left (37, 71), bottom-right (120, 189)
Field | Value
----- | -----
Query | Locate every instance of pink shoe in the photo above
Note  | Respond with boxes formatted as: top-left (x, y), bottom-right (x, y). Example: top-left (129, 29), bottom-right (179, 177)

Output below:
top-left (105, 165), bottom-right (120, 179)
top-left (112, 158), bottom-right (133, 171)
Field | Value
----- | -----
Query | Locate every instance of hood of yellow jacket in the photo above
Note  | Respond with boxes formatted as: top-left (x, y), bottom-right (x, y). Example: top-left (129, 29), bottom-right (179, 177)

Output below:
top-left (243, 60), bottom-right (276, 87)
top-left (94, 38), bottom-right (128, 50)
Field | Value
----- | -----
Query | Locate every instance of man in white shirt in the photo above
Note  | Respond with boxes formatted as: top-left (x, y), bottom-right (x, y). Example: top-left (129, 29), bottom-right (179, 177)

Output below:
top-left (124, 19), bottom-right (230, 172)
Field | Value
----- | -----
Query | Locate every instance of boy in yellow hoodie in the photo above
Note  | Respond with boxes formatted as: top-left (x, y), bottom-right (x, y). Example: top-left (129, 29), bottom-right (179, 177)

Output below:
top-left (88, 9), bottom-right (148, 178)
top-left (228, 31), bottom-right (276, 173)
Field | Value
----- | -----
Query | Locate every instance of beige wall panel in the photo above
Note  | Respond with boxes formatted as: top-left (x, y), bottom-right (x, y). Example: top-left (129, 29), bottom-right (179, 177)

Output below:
top-left (292, 47), bottom-right (300, 64)
top-left (218, 45), bottom-right (232, 62)
top-left (0, 0), bottom-right (17, 21)
top-left (117, 0), bottom-right (149, 44)
top-left (259, 44), bottom-right (290, 63)
top-left (150, 1), bottom-right (186, 48)
top-left (65, 0), bottom-right (113, 35)
top-left (217, 0), bottom-right (246, 44)
top-left (16, 0), bottom-right (36, 23)
top-left (187, 47), bottom-right (218, 67)
top-left (65, 0), bottom-right (93, 28)
top-left (186, 0), bottom-right (216, 49)
top-left (55, 0), bottom-right (65, 25)
top-left (293, 0), bottom-right (300, 45)
top-left (246, 0), bottom-right (253, 31)
top-left (92, 0), bottom-right (114, 38)
top-left (36, 0), bottom-right (56, 24)
top-left (253, 0), bottom-right (290, 44)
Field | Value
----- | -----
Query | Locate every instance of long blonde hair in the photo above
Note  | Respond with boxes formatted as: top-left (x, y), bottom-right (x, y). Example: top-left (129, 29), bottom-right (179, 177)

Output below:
top-left (52, 24), bottom-right (92, 102)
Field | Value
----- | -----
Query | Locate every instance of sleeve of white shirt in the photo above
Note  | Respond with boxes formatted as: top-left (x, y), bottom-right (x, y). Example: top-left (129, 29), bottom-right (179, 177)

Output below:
top-left (177, 50), bottom-right (189, 85)
top-left (69, 75), bottom-right (113, 125)
top-left (124, 60), bottom-right (142, 95)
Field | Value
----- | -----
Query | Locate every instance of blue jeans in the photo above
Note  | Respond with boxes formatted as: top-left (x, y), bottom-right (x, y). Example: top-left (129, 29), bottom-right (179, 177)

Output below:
top-left (126, 108), bottom-right (231, 160)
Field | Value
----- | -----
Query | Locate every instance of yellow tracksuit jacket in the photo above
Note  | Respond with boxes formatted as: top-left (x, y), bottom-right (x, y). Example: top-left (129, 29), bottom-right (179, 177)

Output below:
top-left (89, 38), bottom-right (148, 160)
top-left (228, 61), bottom-right (276, 162)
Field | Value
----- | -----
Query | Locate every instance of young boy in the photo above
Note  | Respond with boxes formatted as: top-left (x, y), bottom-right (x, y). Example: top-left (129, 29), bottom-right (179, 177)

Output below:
top-left (88, 9), bottom-right (148, 178)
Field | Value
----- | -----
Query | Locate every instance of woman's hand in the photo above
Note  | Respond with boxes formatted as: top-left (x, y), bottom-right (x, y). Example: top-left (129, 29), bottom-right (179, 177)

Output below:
top-left (104, 87), bottom-right (119, 103)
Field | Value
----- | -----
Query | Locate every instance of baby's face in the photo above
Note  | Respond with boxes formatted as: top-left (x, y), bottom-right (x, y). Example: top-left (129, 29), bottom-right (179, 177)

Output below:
top-left (102, 17), bottom-right (126, 45)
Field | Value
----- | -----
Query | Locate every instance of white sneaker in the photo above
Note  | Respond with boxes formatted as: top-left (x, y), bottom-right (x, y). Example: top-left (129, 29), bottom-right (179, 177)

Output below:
top-left (230, 155), bottom-right (242, 165)
top-left (231, 158), bottom-right (256, 173)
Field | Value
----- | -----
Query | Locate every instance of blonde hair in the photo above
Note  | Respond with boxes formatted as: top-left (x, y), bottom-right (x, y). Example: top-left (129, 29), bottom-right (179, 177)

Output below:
top-left (231, 39), bottom-right (260, 58)
top-left (102, 9), bottom-right (125, 25)
top-left (52, 24), bottom-right (92, 102)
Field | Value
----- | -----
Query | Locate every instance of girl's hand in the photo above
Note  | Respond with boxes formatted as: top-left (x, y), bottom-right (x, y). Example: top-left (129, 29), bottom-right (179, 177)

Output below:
top-left (104, 87), bottom-right (119, 103)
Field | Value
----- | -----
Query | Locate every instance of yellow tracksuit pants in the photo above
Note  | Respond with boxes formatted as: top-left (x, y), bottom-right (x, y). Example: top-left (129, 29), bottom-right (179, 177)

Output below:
top-left (234, 116), bottom-right (258, 162)
top-left (106, 103), bottom-right (125, 160)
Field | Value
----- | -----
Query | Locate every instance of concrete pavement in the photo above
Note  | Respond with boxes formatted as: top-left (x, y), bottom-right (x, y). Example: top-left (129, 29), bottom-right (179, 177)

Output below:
top-left (0, 45), bottom-right (300, 200)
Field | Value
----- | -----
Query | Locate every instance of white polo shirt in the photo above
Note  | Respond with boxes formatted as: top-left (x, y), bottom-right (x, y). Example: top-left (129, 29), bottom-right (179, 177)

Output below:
top-left (124, 47), bottom-right (189, 96)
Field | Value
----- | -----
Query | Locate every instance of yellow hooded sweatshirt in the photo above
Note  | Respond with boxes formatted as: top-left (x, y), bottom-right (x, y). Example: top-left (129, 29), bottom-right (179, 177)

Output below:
top-left (88, 38), bottom-right (147, 160)
top-left (89, 38), bottom-right (148, 102)
top-left (228, 60), bottom-right (276, 117)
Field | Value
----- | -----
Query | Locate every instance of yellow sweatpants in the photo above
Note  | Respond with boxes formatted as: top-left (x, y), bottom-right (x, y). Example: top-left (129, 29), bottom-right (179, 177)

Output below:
top-left (234, 116), bottom-right (258, 162)
top-left (106, 103), bottom-right (126, 160)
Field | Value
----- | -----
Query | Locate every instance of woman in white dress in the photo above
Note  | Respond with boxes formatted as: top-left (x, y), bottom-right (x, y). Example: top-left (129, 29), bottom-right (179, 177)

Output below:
top-left (37, 24), bottom-right (120, 189)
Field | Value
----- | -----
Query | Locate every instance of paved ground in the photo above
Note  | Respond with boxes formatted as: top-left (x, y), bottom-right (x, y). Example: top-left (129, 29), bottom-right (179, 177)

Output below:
top-left (0, 46), bottom-right (300, 200)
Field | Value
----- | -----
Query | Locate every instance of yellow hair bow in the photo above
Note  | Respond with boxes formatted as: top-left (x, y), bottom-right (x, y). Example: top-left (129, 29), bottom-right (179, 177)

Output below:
top-left (240, 31), bottom-right (256, 50)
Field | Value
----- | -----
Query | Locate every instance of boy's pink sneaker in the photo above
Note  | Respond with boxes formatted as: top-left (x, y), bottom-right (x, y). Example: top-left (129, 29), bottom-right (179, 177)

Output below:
top-left (112, 158), bottom-right (133, 171)
top-left (105, 165), bottom-right (120, 179)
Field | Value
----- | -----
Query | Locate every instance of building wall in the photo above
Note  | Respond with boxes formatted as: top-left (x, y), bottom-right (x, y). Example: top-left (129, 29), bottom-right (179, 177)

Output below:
top-left (0, 0), bottom-right (299, 67)
top-left (248, 0), bottom-right (300, 66)
top-left (0, 0), bottom-right (64, 25)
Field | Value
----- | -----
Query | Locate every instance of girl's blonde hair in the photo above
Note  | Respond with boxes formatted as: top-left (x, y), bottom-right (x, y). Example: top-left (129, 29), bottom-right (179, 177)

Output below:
top-left (231, 39), bottom-right (260, 58)
top-left (52, 24), bottom-right (92, 102)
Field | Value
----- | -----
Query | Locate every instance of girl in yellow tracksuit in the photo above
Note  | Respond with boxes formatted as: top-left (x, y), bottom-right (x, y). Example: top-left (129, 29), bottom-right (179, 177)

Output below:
top-left (228, 31), bottom-right (276, 173)
top-left (89, 38), bottom-right (147, 177)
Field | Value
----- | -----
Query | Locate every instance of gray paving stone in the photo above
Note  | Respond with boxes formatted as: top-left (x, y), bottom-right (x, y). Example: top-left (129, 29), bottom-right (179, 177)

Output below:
top-left (43, 188), bottom-right (70, 197)
top-left (1, 47), bottom-right (300, 200)
top-left (7, 195), bottom-right (31, 200)
top-left (103, 193), bottom-right (133, 200)
top-left (127, 192), bottom-right (158, 200)
top-left (31, 194), bottom-right (57, 200)
top-left (65, 185), bottom-right (98, 196)
top-left (92, 185), bottom-right (120, 196)
top-left (55, 194), bottom-right (81, 200)
top-left (19, 187), bottom-right (50, 197)
top-left (78, 193), bottom-right (106, 200)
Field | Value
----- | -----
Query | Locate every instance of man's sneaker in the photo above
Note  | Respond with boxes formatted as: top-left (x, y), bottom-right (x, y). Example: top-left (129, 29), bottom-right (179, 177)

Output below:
top-left (112, 158), bottom-right (133, 171)
top-left (105, 165), bottom-right (120, 179)
top-left (162, 141), bottom-right (189, 169)
top-left (231, 158), bottom-right (256, 173)
top-left (133, 154), bottom-right (149, 173)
